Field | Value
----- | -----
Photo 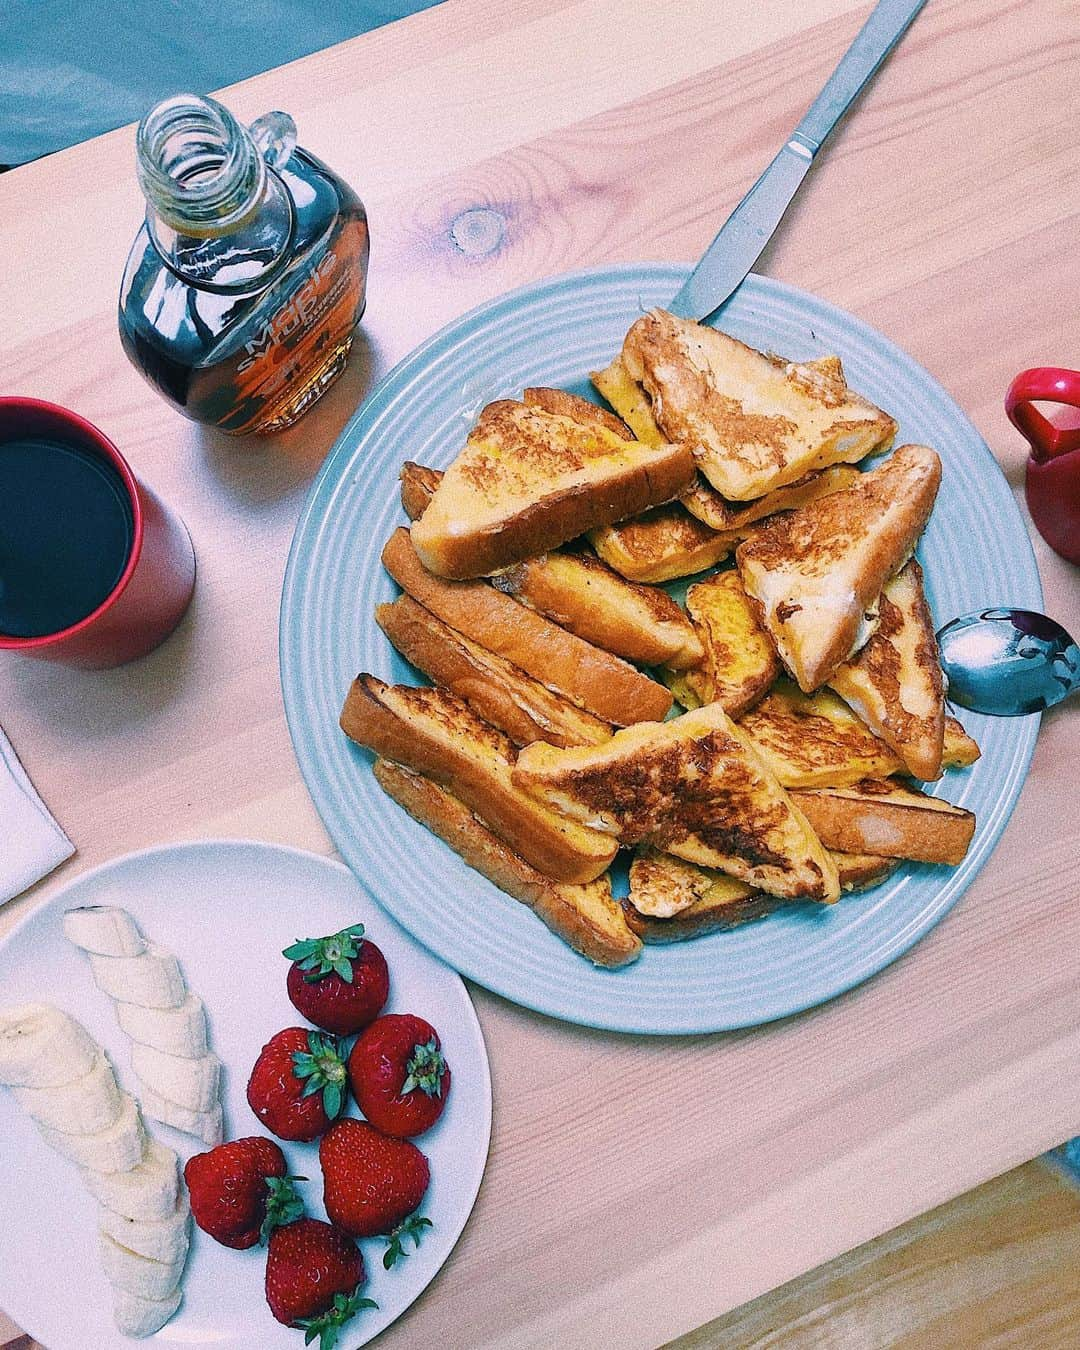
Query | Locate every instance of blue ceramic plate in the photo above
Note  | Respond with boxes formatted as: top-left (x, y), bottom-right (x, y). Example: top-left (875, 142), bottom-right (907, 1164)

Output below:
top-left (280, 264), bottom-right (1042, 1034)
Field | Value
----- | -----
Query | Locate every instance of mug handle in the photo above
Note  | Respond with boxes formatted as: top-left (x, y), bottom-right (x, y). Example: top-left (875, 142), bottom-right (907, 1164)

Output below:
top-left (1005, 367), bottom-right (1080, 462)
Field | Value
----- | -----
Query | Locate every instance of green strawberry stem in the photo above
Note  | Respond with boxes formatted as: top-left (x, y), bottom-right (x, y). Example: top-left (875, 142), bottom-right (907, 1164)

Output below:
top-left (400, 1039), bottom-right (447, 1099)
top-left (260, 1175), bottom-right (305, 1244)
top-left (292, 1032), bottom-right (348, 1119)
top-left (283, 924), bottom-right (367, 984)
top-left (297, 1288), bottom-right (377, 1350)
top-left (382, 1212), bottom-right (433, 1269)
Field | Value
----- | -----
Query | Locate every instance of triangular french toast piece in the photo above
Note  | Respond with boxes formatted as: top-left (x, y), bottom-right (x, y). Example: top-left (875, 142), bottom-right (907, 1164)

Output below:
top-left (828, 559), bottom-right (946, 779)
top-left (736, 445), bottom-right (942, 692)
top-left (791, 778), bottom-right (975, 865)
top-left (411, 387), bottom-right (695, 578)
top-left (513, 703), bottom-right (841, 902)
top-left (616, 309), bottom-right (896, 501)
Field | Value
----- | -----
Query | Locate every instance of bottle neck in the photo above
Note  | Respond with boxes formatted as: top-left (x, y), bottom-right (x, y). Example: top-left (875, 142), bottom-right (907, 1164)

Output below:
top-left (136, 94), bottom-right (295, 294)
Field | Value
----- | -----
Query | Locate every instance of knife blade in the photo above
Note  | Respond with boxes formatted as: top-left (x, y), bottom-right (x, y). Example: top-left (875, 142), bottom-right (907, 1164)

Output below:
top-left (668, 0), bottom-right (928, 322)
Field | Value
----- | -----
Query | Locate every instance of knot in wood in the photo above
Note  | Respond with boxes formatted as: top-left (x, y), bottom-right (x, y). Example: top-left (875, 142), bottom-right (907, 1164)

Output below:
top-left (449, 207), bottom-right (506, 258)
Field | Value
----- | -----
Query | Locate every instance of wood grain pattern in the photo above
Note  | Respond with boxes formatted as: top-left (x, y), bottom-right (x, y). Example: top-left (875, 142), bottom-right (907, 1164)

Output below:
top-left (0, 0), bottom-right (1078, 1345)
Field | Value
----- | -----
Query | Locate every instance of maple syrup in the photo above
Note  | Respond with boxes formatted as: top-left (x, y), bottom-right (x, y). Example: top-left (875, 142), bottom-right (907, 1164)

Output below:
top-left (119, 95), bottom-right (369, 434)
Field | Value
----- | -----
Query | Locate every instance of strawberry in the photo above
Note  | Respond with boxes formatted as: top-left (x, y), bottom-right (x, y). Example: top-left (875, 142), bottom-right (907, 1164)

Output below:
top-left (347, 1013), bottom-right (450, 1137)
top-left (283, 923), bottom-right (389, 1036)
top-left (184, 1136), bottom-right (301, 1249)
top-left (247, 1027), bottom-right (348, 1142)
top-left (264, 1217), bottom-right (375, 1348)
top-left (320, 1118), bottom-right (430, 1244)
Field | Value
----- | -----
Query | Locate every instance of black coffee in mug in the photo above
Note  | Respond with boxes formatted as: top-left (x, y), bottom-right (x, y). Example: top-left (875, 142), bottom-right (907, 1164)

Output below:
top-left (0, 436), bottom-right (135, 638)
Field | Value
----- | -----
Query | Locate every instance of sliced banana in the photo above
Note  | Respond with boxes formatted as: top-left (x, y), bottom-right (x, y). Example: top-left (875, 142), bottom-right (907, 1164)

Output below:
top-left (38, 1091), bottom-right (145, 1173)
top-left (136, 1082), bottom-right (224, 1145)
top-left (112, 1285), bottom-right (182, 1339)
top-left (0, 1004), bottom-right (97, 1088)
top-left (82, 1138), bottom-right (179, 1222)
top-left (131, 1043), bottom-right (221, 1113)
top-left (99, 1229), bottom-right (187, 1299)
top-left (99, 1192), bottom-right (190, 1264)
top-left (63, 905), bottom-right (146, 957)
top-left (88, 944), bottom-right (185, 1010)
top-left (115, 993), bottom-right (208, 1058)
top-left (12, 1049), bottom-right (122, 1134)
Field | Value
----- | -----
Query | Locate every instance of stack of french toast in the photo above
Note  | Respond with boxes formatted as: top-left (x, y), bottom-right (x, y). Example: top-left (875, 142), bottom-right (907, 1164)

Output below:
top-left (340, 308), bottom-right (980, 968)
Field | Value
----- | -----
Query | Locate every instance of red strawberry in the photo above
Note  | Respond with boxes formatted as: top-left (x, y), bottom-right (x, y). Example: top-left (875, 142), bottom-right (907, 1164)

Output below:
top-left (347, 1013), bottom-right (450, 1137)
top-left (320, 1119), bottom-right (430, 1248)
top-left (184, 1136), bottom-right (300, 1249)
top-left (284, 923), bottom-right (389, 1036)
top-left (247, 1028), bottom-right (348, 1142)
top-left (265, 1217), bottom-right (375, 1348)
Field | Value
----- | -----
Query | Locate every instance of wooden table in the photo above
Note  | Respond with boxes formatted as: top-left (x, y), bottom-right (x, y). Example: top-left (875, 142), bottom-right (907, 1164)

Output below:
top-left (1, 0), bottom-right (1078, 1345)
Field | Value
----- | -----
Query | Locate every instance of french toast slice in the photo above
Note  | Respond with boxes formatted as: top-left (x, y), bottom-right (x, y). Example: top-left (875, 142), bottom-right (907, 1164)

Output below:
top-left (618, 310), bottom-right (897, 500)
top-left (410, 387), bottom-right (695, 578)
top-left (513, 703), bottom-right (841, 902)
top-left (372, 761), bottom-right (641, 967)
top-left (791, 779), bottom-right (975, 865)
top-left (382, 528), bottom-right (672, 725)
top-left (340, 676), bottom-right (617, 884)
top-left (492, 551), bottom-right (703, 669)
top-left (376, 596), bottom-right (612, 748)
top-left (659, 570), bottom-right (779, 715)
top-left (681, 464), bottom-right (861, 534)
top-left (739, 680), bottom-right (980, 788)
top-left (588, 503), bottom-right (734, 583)
top-left (399, 462), bottom-right (702, 669)
top-left (736, 445), bottom-right (942, 691)
top-left (828, 559), bottom-right (946, 780)
top-left (590, 354), bottom-right (666, 447)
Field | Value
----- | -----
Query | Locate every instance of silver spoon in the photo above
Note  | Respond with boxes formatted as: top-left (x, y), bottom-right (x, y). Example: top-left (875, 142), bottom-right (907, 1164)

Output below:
top-left (937, 609), bottom-right (1080, 716)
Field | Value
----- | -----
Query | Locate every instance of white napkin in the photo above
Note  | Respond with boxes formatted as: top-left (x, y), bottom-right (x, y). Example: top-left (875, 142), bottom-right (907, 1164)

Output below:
top-left (0, 724), bottom-right (74, 903)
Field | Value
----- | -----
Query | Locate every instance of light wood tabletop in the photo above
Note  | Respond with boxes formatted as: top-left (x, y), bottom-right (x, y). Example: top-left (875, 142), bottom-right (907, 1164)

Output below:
top-left (1, 0), bottom-right (1078, 1345)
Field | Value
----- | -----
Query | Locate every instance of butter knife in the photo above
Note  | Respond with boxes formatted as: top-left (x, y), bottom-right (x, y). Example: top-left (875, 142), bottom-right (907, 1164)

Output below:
top-left (668, 0), bottom-right (928, 322)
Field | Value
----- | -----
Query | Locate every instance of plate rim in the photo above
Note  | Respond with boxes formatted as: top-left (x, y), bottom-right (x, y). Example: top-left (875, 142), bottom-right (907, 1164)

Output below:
top-left (0, 836), bottom-right (493, 1349)
top-left (280, 261), bottom-right (1043, 1035)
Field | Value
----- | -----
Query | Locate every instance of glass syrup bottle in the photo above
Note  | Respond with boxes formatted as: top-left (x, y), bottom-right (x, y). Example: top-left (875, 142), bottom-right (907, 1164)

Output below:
top-left (119, 94), bottom-right (369, 435)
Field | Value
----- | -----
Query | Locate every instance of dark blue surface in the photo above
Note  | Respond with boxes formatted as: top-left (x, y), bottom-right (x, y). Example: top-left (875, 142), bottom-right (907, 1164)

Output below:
top-left (0, 0), bottom-right (442, 163)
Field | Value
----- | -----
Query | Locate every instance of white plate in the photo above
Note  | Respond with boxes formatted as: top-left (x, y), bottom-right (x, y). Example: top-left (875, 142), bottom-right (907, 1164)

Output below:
top-left (0, 840), bottom-right (491, 1349)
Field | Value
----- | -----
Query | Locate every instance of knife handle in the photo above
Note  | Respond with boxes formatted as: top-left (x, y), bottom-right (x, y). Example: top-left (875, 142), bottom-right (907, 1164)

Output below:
top-left (795, 0), bottom-right (928, 154)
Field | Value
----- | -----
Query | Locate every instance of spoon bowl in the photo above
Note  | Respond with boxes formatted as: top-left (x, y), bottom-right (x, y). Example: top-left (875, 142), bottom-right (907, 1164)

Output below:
top-left (936, 608), bottom-right (1080, 716)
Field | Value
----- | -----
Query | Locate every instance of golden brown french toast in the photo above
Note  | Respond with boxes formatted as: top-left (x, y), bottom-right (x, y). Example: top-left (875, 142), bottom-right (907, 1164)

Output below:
top-left (410, 387), bottom-right (695, 578)
top-left (382, 528), bottom-right (672, 725)
top-left (792, 779), bottom-right (975, 865)
top-left (617, 310), bottom-right (897, 500)
top-left (681, 464), bottom-right (861, 534)
top-left (399, 461), bottom-right (442, 520)
top-left (736, 445), bottom-right (942, 691)
top-left (739, 680), bottom-right (979, 788)
top-left (375, 596), bottom-right (612, 748)
top-left (660, 570), bottom-right (779, 714)
top-left (513, 703), bottom-right (841, 902)
top-left (588, 503), bottom-right (734, 583)
top-left (828, 559), bottom-right (945, 780)
top-left (372, 761), bottom-right (641, 967)
top-left (590, 354), bottom-right (666, 447)
top-left (340, 675), bottom-right (617, 884)
top-left (492, 550), bottom-right (703, 669)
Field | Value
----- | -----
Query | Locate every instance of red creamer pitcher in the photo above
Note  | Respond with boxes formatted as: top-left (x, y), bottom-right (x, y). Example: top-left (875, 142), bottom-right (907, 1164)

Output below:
top-left (1006, 367), bottom-right (1080, 565)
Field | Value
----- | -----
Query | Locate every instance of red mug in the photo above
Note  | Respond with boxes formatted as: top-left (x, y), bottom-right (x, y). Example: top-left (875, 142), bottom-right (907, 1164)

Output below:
top-left (0, 398), bottom-right (195, 669)
top-left (1005, 367), bottom-right (1080, 566)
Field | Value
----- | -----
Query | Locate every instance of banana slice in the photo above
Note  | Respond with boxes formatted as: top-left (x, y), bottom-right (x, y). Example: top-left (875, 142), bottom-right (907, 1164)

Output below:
top-left (112, 1285), bottom-right (182, 1339)
top-left (99, 1192), bottom-right (190, 1264)
top-left (38, 1091), bottom-right (145, 1173)
top-left (63, 905), bottom-right (145, 958)
top-left (115, 994), bottom-right (208, 1058)
top-left (99, 1229), bottom-right (187, 1299)
top-left (136, 1082), bottom-right (224, 1145)
top-left (12, 1049), bottom-right (122, 1134)
top-left (88, 944), bottom-right (185, 1010)
top-left (131, 1044), bottom-right (221, 1113)
top-left (82, 1138), bottom-right (179, 1221)
top-left (0, 1004), bottom-right (97, 1088)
